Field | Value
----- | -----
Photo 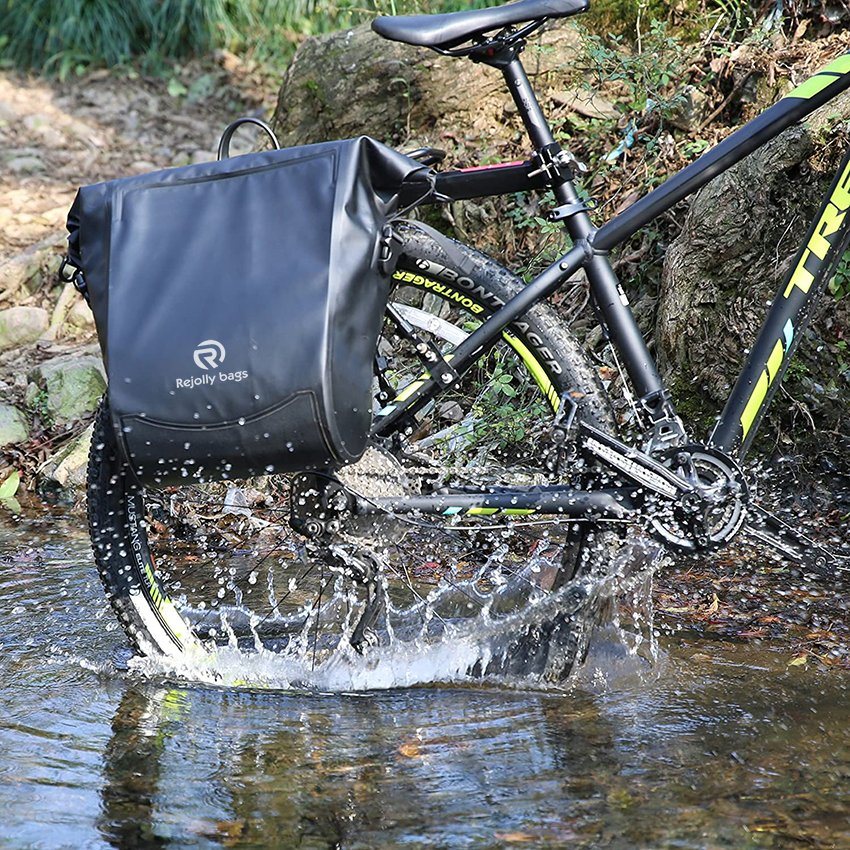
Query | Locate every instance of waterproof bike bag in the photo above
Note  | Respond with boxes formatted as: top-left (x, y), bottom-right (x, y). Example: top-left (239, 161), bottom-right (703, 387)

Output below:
top-left (66, 137), bottom-right (427, 485)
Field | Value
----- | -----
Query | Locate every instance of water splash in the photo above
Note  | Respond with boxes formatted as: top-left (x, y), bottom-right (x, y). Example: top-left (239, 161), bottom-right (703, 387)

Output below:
top-left (129, 537), bottom-right (668, 693)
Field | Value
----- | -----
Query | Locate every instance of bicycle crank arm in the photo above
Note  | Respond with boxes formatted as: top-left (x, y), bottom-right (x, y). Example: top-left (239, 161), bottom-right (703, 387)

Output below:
top-left (354, 486), bottom-right (642, 520)
top-left (743, 504), bottom-right (849, 580)
top-left (578, 423), bottom-right (697, 500)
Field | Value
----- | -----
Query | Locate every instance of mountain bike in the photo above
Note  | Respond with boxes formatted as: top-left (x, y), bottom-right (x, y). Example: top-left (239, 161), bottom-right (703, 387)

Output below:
top-left (86, 0), bottom-right (850, 681)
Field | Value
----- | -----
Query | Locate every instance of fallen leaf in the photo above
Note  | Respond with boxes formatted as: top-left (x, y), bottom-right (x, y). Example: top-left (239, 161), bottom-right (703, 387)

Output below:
top-left (0, 469), bottom-right (20, 500)
top-left (1, 496), bottom-right (22, 515)
top-left (398, 742), bottom-right (421, 758)
top-left (787, 655), bottom-right (808, 667)
top-left (706, 592), bottom-right (720, 615)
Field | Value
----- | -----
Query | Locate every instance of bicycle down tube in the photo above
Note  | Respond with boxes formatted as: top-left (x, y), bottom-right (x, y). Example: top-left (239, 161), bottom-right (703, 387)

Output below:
top-left (712, 147), bottom-right (850, 457)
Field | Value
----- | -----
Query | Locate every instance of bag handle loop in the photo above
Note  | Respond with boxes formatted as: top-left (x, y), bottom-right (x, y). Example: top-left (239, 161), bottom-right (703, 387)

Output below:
top-left (217, 118), bottom-right (281, 161)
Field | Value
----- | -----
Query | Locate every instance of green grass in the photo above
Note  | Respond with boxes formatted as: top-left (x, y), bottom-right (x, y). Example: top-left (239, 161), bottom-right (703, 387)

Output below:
top-left (0, 0), bottom-right (236, 76)
top-left (0, 0), bottom-right (491, 77)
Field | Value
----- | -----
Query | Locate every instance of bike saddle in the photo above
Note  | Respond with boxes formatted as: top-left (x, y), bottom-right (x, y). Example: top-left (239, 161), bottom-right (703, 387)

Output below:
top-left (372, 0), bottom-right (589, 50)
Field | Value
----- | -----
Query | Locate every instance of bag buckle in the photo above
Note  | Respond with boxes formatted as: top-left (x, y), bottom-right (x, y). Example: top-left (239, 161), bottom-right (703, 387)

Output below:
top-left (378, 225), bottom-right (404, 276)
top-left (59, 255), bottom-right (89, 303)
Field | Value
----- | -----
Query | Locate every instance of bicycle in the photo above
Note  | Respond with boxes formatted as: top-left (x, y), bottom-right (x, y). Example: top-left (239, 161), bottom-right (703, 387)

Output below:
top-left (85, 0), bottom-right (850, 681)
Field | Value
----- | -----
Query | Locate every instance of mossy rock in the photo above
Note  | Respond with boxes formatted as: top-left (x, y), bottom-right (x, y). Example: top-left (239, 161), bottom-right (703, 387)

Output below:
top-left (0, 403), bottom-right (29, 447)
top-left (28, 354), bottom-right (106, 425)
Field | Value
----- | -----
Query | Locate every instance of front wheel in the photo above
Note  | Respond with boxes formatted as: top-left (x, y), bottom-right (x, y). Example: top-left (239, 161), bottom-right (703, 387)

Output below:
top-left (87, 225), bottom-right (617, 683)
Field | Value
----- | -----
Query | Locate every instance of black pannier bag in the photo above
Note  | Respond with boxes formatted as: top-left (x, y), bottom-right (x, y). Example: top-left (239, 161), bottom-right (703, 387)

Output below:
top-left (65, 137), bottom-right (428, 485)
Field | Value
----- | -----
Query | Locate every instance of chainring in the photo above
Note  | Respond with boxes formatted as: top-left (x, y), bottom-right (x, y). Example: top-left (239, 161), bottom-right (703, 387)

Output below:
top-left (649, 444), bottom-right (749, 553)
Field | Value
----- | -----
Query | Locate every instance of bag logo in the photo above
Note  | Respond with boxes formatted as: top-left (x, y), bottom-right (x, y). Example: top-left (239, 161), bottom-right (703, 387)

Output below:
top-left (193, 339), bottom-right (226, 370)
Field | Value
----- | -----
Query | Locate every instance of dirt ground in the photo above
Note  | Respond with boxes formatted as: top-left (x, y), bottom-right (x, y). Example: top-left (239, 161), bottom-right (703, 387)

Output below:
top-left (0, 55), bottom-right (274, 261)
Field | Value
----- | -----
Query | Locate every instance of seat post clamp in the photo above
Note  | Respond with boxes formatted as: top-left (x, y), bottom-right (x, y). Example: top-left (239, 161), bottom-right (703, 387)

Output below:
top-left (527, 145), bottom-right (588, 182)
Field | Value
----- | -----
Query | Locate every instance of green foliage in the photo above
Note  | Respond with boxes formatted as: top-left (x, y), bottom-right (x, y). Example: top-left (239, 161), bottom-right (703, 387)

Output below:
top-left (0, 469), bottom-right (19, 500)
top-left (829, 252), bottom-right (850, 302)
top-left (586, 0), bottom-right (759, 39)
top-left (582, 19), bottom-right (691, 119)
top-left (0, 0), bottom-right (238, 75)
top-left (585, 0), bottom-right (670, 37)
top-left (0, 469), bottom-right (21, 514)
top-left (472, 364), bottom-right (549, 446)
top-left (710, 0), bottom-right (756, 35)
top-left (0, 0), bottom-right (489, 76)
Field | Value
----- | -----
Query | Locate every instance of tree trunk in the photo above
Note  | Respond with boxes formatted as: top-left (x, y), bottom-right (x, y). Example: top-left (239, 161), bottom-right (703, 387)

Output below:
top-left (657, 91), bottom-right (850, 464)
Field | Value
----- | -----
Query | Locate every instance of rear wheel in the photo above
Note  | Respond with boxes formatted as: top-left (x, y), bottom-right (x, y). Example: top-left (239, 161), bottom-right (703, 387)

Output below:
top-left (87, 226), bottom-right (616, 681)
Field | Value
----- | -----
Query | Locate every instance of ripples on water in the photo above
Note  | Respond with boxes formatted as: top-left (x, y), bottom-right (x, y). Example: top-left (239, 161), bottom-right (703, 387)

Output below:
top-left (1, 516), bottom-right (848, 848)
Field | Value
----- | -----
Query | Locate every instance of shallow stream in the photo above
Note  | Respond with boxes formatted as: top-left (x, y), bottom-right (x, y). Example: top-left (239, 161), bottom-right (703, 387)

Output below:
top-left (1, 516), bottom-right (848, 849)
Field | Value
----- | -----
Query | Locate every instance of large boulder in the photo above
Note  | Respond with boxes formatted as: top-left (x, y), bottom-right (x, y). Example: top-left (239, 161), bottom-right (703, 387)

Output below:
top-left (0, 306), bottom-right (49, 351)
top-left (28, 353), bottom-right (105, 424)
top-left (273, 22), bottom-right (583, 150)
top-left (657, 89), bottom-right (850, 459)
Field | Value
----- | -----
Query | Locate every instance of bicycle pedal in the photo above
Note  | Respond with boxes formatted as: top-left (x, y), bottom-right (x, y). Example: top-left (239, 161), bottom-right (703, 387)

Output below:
top-left (743, 504), bottom-right (849, 580)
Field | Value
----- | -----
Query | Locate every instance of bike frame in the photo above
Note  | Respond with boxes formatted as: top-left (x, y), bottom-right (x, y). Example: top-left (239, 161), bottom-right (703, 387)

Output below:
top-left (365, 44), bottom-right (850, 521)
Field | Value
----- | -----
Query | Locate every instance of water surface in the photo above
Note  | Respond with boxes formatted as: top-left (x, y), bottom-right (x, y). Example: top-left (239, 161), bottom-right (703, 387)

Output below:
top-left (1, 516), bottom-right (848, 849)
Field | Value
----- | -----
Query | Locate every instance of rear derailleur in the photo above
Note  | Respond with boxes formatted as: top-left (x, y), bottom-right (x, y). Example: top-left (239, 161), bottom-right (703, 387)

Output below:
top-left (289, 472), bottom-right (385, 653)
top-left (289, 472), bottom-right (353, 540)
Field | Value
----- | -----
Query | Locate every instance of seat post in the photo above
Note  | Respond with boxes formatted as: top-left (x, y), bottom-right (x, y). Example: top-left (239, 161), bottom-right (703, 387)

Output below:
top-left (490, 48), bottom-right (557, 151)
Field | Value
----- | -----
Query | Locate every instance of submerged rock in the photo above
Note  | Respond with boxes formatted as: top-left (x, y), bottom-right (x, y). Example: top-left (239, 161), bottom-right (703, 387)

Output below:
top-left (28, 353), bottom-right (105, 424)
top-left (0, 402), bottom-right (29, 446)
top-left (0, 306), bottom-right (49, 351)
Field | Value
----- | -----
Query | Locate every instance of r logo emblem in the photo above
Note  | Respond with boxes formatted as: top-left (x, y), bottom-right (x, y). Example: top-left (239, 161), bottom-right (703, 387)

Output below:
top-left (193, 339), bottom-right (226, 370)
